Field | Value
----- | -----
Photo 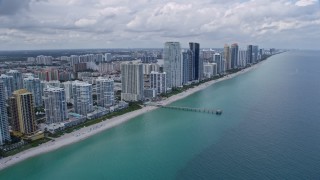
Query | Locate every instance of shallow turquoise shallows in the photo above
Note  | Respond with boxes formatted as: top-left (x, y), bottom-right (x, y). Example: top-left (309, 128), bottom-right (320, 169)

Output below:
top-left (1, 51), bottom-right (320, 179)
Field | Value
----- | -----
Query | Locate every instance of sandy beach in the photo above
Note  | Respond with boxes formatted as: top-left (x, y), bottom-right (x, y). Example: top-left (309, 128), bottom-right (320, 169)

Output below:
top-left (0, 63), bottom-right (259, 171)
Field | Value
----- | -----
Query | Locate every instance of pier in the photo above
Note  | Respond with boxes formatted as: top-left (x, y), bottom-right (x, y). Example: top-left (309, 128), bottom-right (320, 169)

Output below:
top-left (149, 103), bottom-right (222, 115)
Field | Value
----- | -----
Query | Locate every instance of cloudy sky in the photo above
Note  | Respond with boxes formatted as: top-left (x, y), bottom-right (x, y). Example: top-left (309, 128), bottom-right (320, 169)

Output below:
top-left (0, 0), bottom-right (319, 50)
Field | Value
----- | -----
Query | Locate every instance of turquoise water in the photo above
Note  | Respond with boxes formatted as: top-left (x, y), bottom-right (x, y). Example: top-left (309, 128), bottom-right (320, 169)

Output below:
top-left (1, 51), bottom-right (320, 179)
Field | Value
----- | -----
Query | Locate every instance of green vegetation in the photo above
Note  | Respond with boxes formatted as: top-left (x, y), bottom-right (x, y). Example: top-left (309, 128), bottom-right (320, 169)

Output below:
top-left (160, 75), bottom-right (223, 98)
top-left (48, 102), bottom-right (142, 138)
top-left (0, 138), bottom-right (51, 157)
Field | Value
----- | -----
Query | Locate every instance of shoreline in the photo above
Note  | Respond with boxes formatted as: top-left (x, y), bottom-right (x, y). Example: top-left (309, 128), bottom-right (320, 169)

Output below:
top-left (0, 62), bottom-right (261, 171)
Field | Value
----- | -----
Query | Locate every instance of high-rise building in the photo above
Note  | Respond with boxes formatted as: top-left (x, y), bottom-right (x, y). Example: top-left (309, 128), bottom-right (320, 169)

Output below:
top-left (0, 74), bottom-right (14, 100)
top-left (43, 86), bottom-right (68, 124)
top-left (96, 77), bottom-right (114, 107)
top-left (35, 69), bottom-right (59, 81)
top-left (62, 81), bottom-right (73, 103)
top-left (164, 42), bottom-right (182, 88)
top-left (182, 50), bottom-right (193, 84)
top-left (69, 55), bottom-right (80, 67)
top-left (95, 54), bottom-right (104, 63)
top-left (9, 89), bottom-right (37, 135)
top-left (6, 70), bottom-right (23, 91)
top-left (105, 53), bottom-right (112, 62)
top-left (203, 63), bottom-right (217, 79)
top-left (253, 45), bottom-right (259, 63)
top-left (247, 45), bottom-right (253, 64)
top-left (36, 55), bottom-right (53, 65)
top-left (238, 49), bottom-right (247, 67)
top-left (230, 43), bottom-right (239, 69)
top-left (213, 53), bottom-right (223, 74)
top-left (142, 63), bottom-right (160, 75)
top-left (150, 71), bottom-right (166, 95)
top-left (121, 62), bottom-right (144, 101)
top-left (189, 42), bottom-right (202, 81)
top-left (0, 81), bottom-right (11, 145)
top-left (224, 44), bottom-right (231, 70)
top-left (23, 76), bottom-right (42, 107)
top-left (72, 81), bottom-right (93, 116)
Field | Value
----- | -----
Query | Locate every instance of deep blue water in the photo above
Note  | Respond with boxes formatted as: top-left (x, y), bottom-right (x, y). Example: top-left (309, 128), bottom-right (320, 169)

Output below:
top-left (0, 51), bottom-right (320, 179)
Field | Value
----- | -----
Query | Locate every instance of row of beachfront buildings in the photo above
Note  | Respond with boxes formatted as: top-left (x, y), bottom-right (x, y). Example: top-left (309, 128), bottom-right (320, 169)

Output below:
top-left (0, 42), bottom-right (269, 146)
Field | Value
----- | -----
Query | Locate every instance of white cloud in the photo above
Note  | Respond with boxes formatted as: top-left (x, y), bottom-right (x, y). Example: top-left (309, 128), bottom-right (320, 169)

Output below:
top-left (295, 0), bottom-right (318, 6)
top-left (74, 18), bottom-right (97, 27)
top-left (0, 0), bottom-right (319, 50)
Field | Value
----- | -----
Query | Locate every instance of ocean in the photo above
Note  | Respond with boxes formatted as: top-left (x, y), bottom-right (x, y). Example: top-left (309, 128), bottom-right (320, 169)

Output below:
top-left (1, 51), bottom-right (320, 179)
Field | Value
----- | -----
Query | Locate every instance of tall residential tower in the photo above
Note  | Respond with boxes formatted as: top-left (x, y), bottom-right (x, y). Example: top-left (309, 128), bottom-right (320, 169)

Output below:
top-left (164, 42), bottom-right (182, 88)
top-left (96, 77), bottom-right (114, 107)
top-left (43, 86), bottom-right (68, 124)
top-left (121, 62), bottom-right (144, 101)
top-left (9, 89), bottom-right (37, 135)
top-left (72, 81), bottom-right (93, 116)
top-left (0, 81), bottom-right (11, 145)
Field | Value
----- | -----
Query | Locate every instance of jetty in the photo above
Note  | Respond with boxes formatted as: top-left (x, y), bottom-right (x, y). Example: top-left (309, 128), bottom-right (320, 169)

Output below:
top-left (148, 103), bottom-right (223, 115)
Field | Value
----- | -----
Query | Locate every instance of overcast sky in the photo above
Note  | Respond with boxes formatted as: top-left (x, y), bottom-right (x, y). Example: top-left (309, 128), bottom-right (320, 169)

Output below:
top-left (0, 0), bottom-right (319, 50)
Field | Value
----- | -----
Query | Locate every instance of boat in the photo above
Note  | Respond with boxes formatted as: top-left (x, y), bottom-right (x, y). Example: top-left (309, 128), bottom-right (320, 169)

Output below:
top-left (216, 110), bottom-right (223, 115)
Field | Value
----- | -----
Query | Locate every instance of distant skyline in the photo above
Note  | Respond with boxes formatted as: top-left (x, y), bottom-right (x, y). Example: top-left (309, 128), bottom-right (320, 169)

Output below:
top-left (0, 0), bottom-right (319, 50)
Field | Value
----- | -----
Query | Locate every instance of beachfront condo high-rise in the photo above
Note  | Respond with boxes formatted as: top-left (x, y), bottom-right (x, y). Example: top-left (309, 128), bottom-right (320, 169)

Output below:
top-left (189, 42), bottom-right (203, 81)
top-left (230, 43), bottom-right (239, 69)
top-left (164, 42), bottom-right (182, 88)
top-left (72, 81), bottom-right (93, 116)
top-left (150, 71), bottom-right (167, 95)
top-left (43, 86), bottom-right (69, 124)
top-left (6, 70), bottom-right (23, 91)
top-left (182, 50), bottom-right (192, 85)
top-left (247, 45), bottom-right (253, 64)
top-left (121, 62), bottom-right (144, 102)
top-left (253, 45), bottom-right (259, 63)
top-left (9, 89), bottom-right (37, 135)
top-left (203, 63), bottom-right (217, 79)
top-left (224, 44), bottom-right (231, 70)
top-left (62, 81), bottom-right (73, 104)
top-left (0, 81), bottom-right (11, 145)
top-left (23, 76), bottom-right (43, 107)
top-left (213, 53), bottom-right (223, 74)
top-left (238, 49), bottom-right (248, 67)
top-left (96, 77), bottom-right (114, 107)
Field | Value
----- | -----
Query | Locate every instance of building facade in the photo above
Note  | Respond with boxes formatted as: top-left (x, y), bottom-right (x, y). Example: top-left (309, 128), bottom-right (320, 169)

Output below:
top-left (72, 81), bottom-right (93, 116)
top-left (9, 89), bottom-right (37, 135)
top-left (0, 74), bottom-right (14, 100)
top-left (0, 81), bottom-right (11, 145)
top-left (6, 70), bottom-right (23, 91)
top-left (247, 45), bottom-right (253, 64)
top-left (182, 50), bottom-right (193, 84)
top-left (230, 43), bottom-right (239, 69)
top-left (62, 81), bottom-right (73, 103)
top-left (121, 62), bottom-right (144, 101)
top-left (43, 86), bottom-right (68, 124)
top-left (238, 49), bottom-right (247, 67)
top-left (96, 77), bottom-right (114, 107)
top-left (203, 63), bottom-right (217, 79)
top-left (224, 44), bottom-right (231, 70)
top-left (189, 42), bottom-right (202, 81)
top-left (23, 76), bottom-right (43, 107)
top-left (150, 71), bottom-right (167, 95)
top-left (164, 42), bottom-right (182, 88)
top-left (213, 53), bottom-right (223, 74)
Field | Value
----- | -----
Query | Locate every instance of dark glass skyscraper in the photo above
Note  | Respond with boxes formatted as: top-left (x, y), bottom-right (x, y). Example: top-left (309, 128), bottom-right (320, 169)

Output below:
top-left (182, 50), bottom-right (192, 84)
top-left (247, 45), bottom-right (253, 64)
top-left (231, 43), bottom-right (239, 69)
top-left (189, 42), bottom-right (202, 81)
